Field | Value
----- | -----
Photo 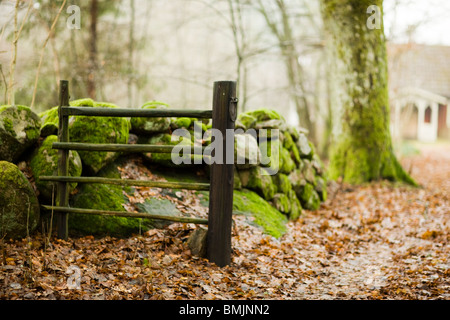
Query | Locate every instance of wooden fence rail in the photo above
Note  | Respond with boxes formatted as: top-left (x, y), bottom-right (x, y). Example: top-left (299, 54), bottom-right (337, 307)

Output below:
top-left (41, 79), bottom-right (237, 267)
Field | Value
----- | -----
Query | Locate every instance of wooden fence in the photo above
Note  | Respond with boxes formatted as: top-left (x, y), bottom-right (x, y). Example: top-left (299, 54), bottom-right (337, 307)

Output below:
top-left (40, 80), bottom-right (237, 267)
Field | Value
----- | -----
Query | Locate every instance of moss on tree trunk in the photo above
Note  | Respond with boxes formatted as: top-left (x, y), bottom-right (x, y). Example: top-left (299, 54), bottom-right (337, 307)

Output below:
top-left (320, 0), bottom-right (416, 185)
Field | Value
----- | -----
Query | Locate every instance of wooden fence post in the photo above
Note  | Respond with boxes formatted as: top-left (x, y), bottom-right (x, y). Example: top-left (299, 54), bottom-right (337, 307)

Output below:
top-left (56, 80), bottom-right (70, 239)
top-left (207, 81), bottom-right (237, 267)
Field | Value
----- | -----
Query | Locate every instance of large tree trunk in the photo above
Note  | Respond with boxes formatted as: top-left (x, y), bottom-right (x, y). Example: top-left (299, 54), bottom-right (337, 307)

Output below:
top-left (320, 0), bottom-right (416, 185)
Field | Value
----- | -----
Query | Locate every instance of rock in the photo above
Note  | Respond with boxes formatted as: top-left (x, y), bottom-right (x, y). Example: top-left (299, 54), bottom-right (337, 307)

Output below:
top-left (234, 167), bottom-right (242, 190)
top-left (0, 161), bottom-right (40, 239)
top-left (282, 131), bottom-right (294, 150)
top-left (233, 188), bottom-right (287, 238)
top-left (289, 142), bottom-right (302, 165)
top-left (130, 101), bottom-right (171, 134)
top-left (241, 108), bottom-right (285, 122)
top-left (235, 113), bottom-right (257, 130)
top-left (288, 189), bottom-right (303, 220)
top-left (187, 227), bottom-right (208, 257)
top-left (0, 105), bottom-right (41, 162)
top-left (280, 147), bottom-right (296, 174)
top-left (38, 99), bottom-right (95, 137)
top-left (315, 176), bottom-right (328, 202)
top-left (172, 117), bottom-right (192, 129)
top-left (273, 173), bottom-right (292, 194)
top-left (289, 169), bottom-right (307, 196)
top-left (30, 135), bottom-right (82, 201)
top-left (296, 133), bottom-right (312, 158)
top-left (272, 193), bottom-right (291, 214)
top-left (245, 166), bottom-right (276, 201)
top-left (302, 159), bottom-right (316, 185)
top-left (139, 132), bottom-right (198, 167)
top-left (259, 138), bottom-right (281, 174)
top-left (298, 183), bottom-right (321, 211)
top-left (288, 126), bottom-right (300, 142)
top-left (39, 106), bottom-right (59, 137)
top-left (234, 133), bottom-right (260, 169)
top-left (69, 100), bottom-right (130, 174)
top-left (70, 159), bottom-right (143, 236)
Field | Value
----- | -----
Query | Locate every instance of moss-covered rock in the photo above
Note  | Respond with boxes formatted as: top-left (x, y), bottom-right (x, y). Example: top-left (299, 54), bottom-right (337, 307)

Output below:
top-left (280, 147), bottom-right (296, 174)
top-left (0, 105), bottom-right (41, 162)
top-left (235, 113), bottom-right (257, 130)
top-left (273, 173), bottom-right (292, 194)
top-left (233, 188), bottom-right (287, 238)
top-left (297, 183), bottom-right (321, 211)
top-left (241, 166), bottom-right (276, 201)
top-left (234, 133), bottom-right (260, 169)
top-left (288, 169), bottom-right (307, 197)
top-left (259, 138), bottom-right (281, 174)
top-left (39, 106), bottom-right (59, 137)
top-left (296, 133), bottom-right (312, 158)
top-left (315, 176), bottom-right (328, 202)
top-left (70, 159), bottom-right (145, 236)
top-left (130, 101), bottom-right (171, 134)
top-left (69, 100), bottom-right (130, 174)
top-left (139, 132), bottom-right (198, 167)
top-left (173, 117), bottom-right (192, 129)
top-left (30, 135), bottom-right (82, 201)
top-left (272, 193), bottom-right (291, 214)
top-left (0, 161), bottom-right (40, 239)
top-left (287, 189), bottom-right (303, 220)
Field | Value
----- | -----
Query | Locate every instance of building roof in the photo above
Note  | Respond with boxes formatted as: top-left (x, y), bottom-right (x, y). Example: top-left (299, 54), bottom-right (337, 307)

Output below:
top-left (388, 43), bottom-right (450, 99)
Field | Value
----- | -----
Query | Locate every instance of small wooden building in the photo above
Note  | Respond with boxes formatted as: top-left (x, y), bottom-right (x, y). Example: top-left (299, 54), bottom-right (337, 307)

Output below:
top-left (388, 43), bottom-right (450, 142)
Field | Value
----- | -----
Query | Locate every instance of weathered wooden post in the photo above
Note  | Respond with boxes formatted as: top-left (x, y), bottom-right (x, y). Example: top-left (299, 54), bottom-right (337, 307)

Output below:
top-left (207, 81), bottom-right (237, 267)
top-left (56, 80), bottom-right (70, 239)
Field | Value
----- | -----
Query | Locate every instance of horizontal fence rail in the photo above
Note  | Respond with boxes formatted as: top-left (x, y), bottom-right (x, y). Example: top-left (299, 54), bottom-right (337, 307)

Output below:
top-left (62, 106), bottom-right (213, 118)
top-left (41, 206), bottom-right (209, 225)
top-left (52, 142), bottom-right (207, 154)
top-left (39, 176), bottom-right (210, 190)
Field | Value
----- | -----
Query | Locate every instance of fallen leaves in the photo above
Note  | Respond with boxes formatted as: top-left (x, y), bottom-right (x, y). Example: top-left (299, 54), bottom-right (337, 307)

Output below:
top-left (1, 145), bottom-right (450, 300)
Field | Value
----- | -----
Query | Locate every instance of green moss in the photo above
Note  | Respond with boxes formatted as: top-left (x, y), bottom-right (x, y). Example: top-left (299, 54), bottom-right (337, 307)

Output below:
top-left (272, 193), bottom-right (291, 214)
top-left (273, 173), bottom-right (292, 194)
top-left (69, 102), bottom-right (130, 174)
top-left (298, 183), bottom-right (321, 211)
top-left (174, 117), bottom-right (192, 129)
top-left (0, 105), bottom-right (41, 162)
top-left (70, 98), bottom-right (95, 107)
top-left (30, 135), bottom-right (82, 201)
top-left (280, 147), bottom-right (296, 174)
top-left (246, 166), bottom-right (277, 200)
top-left (0, 161), bottom-right (40, 239)
top-left (233, 188), bottom-right (287, 238)
top-left (3, 118), bottom-right (14, 135)
top-left (287, 189), bottom-right (303, 220)
top-left (39, 106), bottom-right (59, 136)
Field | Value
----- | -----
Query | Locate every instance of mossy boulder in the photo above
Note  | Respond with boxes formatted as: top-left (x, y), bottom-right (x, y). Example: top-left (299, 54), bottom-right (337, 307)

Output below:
top-left (239, 166), bottom-right (276, 201)
top-left (69, 100), bottom-right (130, 174)
top-left (30, 135), bottom-right (82, 201)
top-left (296, 133), bottom-right (312, 158)
top-left (70, 160), bottom-right (147, 236)
top-left (0, 105), bottom-right (41, 162)
top-left (130, 101), bottom-right (171, 134)
top-left (234, 133), bottom-right (260, 169)
top-left (259, 138), bottom-right (281, 174)
top-left (0, 161), bottom-right (40, 239)
top-left (297, 183), bottom-right (321, 211)
top-left (287, 189), bottom-right (303, 220)
top-left (39, 106), bottom-right (59, 137)
top-left (139, 132), bottom-right (198, 167)
top-left (273, 173), bottom-right (292, 194)
top-left (272, 193), bottom-right (291, 214)
top-left (233, 188), bottom-right (287, 238)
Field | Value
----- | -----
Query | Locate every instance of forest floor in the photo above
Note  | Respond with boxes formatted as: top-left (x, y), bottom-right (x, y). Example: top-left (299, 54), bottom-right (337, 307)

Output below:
top-left (1, 142), bottom-right (449, 300)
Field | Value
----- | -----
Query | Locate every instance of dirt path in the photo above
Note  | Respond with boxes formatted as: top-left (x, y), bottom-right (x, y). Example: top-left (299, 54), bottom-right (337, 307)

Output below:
top-left (1, 144), bottom-right (449, 300)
